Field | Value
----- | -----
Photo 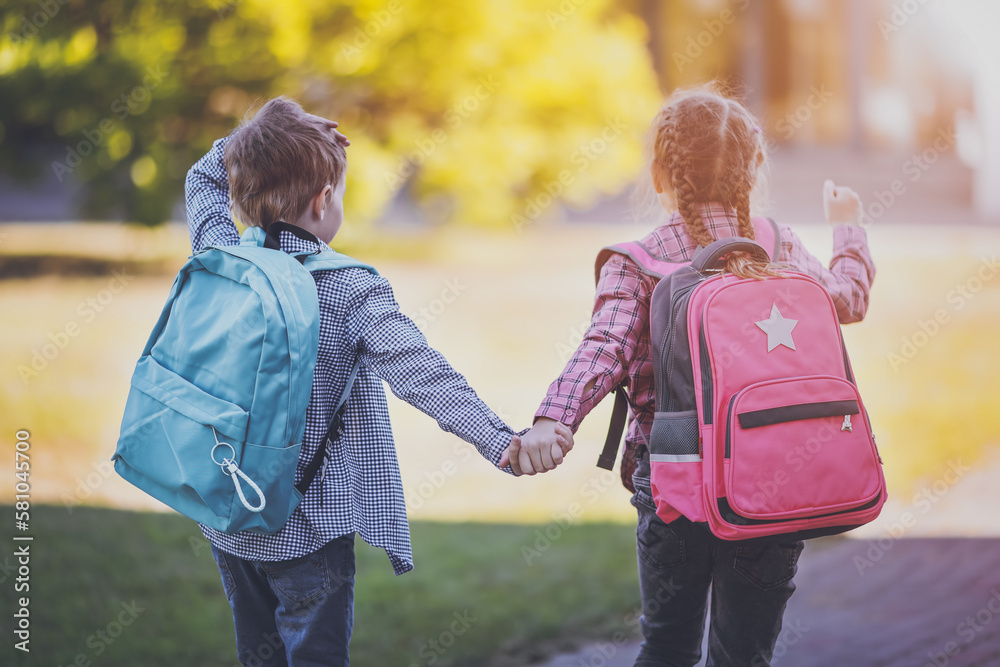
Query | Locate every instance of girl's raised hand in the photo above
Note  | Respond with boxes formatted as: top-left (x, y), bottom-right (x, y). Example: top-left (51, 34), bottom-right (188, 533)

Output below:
top-left (823, 179), bottom-right (863, 227)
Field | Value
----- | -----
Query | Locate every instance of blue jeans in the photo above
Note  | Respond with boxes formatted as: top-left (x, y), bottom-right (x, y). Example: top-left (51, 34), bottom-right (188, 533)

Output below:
top-left (632, 484), bottom-right (802, 667)
top-left (212, 534), bottom-right (356, 667)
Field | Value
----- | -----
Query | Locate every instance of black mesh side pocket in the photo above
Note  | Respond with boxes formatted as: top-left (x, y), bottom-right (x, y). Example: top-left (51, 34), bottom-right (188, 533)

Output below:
top-left (649, 410), bottom-right (700, 459)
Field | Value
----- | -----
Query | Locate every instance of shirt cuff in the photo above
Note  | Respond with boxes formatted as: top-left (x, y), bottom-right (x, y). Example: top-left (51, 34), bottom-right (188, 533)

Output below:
top-left (533, 406), bottom-right (577, 429)
top-left (832, 224), bottom-right (867, 246)
top-left (489, 427), bottom-right (523, 476)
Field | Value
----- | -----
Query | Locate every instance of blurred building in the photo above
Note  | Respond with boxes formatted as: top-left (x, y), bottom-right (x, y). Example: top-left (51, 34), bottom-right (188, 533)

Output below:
top-left (637, 0), bottom-right (971, 147)
top-left (630, 0), bottom-right (996, 220)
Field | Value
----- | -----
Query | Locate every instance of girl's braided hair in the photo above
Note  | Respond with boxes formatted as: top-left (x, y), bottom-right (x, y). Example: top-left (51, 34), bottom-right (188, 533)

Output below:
top-left (649, 84), bottom-right (780, 279)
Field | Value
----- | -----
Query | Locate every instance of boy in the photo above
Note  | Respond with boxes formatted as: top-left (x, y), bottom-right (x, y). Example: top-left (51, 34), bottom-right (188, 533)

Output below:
top-left (185, 97), bottom-right (572, 666)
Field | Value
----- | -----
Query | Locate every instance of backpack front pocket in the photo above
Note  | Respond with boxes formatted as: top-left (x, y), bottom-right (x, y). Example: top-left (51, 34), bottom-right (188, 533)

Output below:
top-left (722, 375), bottom-right (882, 522)
top-left (115, 356), bottom-right (306, 533)
top-left (114, 355), bottom-right (254, 530)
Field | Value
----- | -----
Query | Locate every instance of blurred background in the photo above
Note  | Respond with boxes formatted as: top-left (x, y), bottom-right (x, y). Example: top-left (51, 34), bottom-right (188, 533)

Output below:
top-left (2, 0), bottom-right (999, 665)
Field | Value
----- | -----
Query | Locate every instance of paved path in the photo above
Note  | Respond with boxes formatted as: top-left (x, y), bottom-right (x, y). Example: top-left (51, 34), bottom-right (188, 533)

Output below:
top-left (539, 537), bottom-right (1000, 667)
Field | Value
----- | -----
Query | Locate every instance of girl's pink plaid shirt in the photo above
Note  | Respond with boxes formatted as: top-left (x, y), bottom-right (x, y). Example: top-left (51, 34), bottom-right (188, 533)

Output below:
top-left (535, 203), bottom-right (876, 463)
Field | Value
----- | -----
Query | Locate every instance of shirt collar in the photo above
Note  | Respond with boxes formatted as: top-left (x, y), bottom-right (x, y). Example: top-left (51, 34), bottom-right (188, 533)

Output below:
top-left (273, 228), bottom-right (330, 255)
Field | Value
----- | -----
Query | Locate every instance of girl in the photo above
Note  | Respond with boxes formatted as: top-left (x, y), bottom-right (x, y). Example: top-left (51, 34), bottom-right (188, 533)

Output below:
top-left (509, 85), bottom-right (875, 666)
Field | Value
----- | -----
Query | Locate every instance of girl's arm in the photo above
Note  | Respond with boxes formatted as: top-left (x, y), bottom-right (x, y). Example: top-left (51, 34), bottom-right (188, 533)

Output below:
top-left (534, 253), bottom-right (651, 430)
top-left (776, 224), bottom-right (875, 324)
top-left (184, 137), bottom-right (240, 252)
top-left (776, 180), bottom-right (876, 325)
top-left (516, 254), bottom-right (650, 474)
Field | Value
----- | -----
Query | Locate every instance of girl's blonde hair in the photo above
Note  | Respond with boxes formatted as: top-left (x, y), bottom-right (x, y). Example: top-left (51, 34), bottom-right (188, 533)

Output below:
top-left (644, 83), bottom-right (779, 279)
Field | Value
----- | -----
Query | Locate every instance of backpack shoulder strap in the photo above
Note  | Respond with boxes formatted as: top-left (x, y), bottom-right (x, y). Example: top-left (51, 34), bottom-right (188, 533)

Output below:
top-left (296, 251), bottom-right (376, 496)
top-left (751, 216), bottom-right (781, 261)
top-left (295, 355), bottom-right (362, 496)
top-left (593, 240), bottom-right (685, 473)
top-left (597, 387), bottom-right (632, 471)
top-left (302, 250), bottom-right (378, 276)
top-left (594, 241), bottom-right (686, 285)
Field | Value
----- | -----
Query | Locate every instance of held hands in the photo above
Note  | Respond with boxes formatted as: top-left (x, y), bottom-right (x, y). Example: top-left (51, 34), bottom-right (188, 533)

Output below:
top-left (499, 418), bottom-right (574, 476)
top-left (823, 179), bottom-right (863, 227)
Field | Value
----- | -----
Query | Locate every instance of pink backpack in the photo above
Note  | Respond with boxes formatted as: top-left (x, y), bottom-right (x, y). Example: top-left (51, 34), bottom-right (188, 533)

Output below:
top-left (596, 218), bottom-right (886, 540)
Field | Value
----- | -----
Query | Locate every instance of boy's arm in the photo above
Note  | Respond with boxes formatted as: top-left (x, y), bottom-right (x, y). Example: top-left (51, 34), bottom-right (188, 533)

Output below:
top-left (346, 272), bottom-right (520, 472)
top-left (185, 137), bottom-right (240, 252)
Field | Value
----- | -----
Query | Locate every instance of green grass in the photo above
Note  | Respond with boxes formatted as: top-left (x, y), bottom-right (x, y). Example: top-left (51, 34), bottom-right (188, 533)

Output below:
top-left (0, 505), bottom-right (641, 667)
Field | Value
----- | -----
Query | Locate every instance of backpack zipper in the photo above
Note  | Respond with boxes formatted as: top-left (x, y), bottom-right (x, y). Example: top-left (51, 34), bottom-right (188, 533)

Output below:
top-left (699, 325), bottom-right (713, 424)
top-left (724, 394), bottom-right (735, 458)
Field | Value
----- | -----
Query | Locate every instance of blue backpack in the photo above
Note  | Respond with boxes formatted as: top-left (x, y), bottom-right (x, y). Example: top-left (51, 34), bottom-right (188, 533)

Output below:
top-left (113, 223), bottom-right (375, 534)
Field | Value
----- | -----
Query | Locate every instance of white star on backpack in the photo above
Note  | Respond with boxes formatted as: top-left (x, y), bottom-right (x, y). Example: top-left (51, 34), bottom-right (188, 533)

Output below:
top-left (755, 303), bottom-right (798, 352)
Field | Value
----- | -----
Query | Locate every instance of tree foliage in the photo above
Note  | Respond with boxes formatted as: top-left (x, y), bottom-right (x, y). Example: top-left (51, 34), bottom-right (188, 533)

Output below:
top-left (0, 0), bottom-right (661, 226)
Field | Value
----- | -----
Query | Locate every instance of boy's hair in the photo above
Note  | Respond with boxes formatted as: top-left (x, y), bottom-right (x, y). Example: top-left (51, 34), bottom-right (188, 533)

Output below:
top-left (225, 96), bottom-right (346, 229)
top-left (646, 83), bottom-right (778, 279)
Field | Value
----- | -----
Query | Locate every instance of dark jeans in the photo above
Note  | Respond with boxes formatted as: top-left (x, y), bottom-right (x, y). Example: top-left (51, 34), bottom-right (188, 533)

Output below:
top-left (212, 534), bottom-right (356, 667)
top-left (632, 484), bottom-right (802, 667)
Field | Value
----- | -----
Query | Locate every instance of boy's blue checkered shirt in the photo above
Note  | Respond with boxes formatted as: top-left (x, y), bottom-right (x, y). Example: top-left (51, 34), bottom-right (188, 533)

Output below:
top-left (186, 139), bottom-right (515, 574)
